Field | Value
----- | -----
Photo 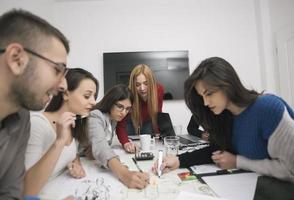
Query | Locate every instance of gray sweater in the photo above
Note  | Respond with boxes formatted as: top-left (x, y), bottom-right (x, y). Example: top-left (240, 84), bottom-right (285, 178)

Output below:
top-left (88, 110), bottom-right (118, 168)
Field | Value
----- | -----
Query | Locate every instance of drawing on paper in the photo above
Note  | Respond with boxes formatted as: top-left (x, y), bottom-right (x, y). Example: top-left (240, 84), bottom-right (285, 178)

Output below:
top-left (74, 177), bottom-right (111, 200)
top-left (124, 173), bottom-right (217, 200)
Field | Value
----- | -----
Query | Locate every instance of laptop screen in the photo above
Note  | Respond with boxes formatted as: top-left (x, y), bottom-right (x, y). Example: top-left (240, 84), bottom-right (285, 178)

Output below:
top-left (157, 112), bottom-right (176, 137)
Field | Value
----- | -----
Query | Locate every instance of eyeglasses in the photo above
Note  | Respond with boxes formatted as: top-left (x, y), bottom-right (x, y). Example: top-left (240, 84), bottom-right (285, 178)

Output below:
top-left (114, 103), bottom-right (132, 113)
top-left (0, 47), bottom-right (68, 76)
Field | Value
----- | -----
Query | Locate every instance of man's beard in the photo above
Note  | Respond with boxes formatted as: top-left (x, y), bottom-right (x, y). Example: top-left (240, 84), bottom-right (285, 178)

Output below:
top-left (11, 62), bottom-right (46, 111)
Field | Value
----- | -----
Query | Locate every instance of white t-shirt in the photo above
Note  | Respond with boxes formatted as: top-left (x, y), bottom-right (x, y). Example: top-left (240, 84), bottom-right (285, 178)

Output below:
top-left (25, 112), bottom-right (77, 181)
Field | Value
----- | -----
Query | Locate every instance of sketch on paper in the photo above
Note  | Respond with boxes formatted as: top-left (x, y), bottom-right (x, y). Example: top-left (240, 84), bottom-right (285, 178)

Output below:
top-left (124, 174), bottom-right (217, 200)
top-left (74, 177), bottom-right (111, 200)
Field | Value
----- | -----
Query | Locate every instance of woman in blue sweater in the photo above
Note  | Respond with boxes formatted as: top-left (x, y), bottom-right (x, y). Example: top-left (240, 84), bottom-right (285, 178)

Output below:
top-left (156, 57), bottom-right (294, 183)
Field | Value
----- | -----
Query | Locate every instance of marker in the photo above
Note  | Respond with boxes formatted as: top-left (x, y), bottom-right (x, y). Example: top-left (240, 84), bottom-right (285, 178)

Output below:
top-left (157, 150), bottom-right (163, 178)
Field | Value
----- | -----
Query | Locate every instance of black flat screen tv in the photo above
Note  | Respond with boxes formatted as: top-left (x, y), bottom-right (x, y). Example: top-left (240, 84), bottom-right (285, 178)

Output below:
top-left (103, 50), bottom-right (189, 100)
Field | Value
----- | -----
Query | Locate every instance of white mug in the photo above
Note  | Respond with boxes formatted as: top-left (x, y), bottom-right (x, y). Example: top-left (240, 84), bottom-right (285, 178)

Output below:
top-left (140, 134), bottom-right (151, 151)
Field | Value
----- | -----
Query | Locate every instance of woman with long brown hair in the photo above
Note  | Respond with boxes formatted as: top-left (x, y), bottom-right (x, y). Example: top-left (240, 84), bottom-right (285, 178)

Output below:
top-left (24, 68), bottom-right (98, 196)
top-left (116, 64), bottom-right (164, 153)
top-left (154, 57), bottom-right (294, 183)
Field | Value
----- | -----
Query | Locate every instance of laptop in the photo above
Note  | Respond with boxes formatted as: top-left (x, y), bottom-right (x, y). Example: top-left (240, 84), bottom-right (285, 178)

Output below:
top-left (157, 112), bottom-right (204, 145)
top-left (178, 134), bottom-right (203, 145)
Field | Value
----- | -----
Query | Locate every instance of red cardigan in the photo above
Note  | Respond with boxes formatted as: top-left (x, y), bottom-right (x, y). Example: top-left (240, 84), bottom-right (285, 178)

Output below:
top-left (116, 83), bottom-right (164, 145)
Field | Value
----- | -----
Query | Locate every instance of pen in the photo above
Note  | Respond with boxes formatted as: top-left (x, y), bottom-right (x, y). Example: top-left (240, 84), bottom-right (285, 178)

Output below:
top-left (157, 150), bottom-right (163, 178)
top-left (132, 157), bottom-right (143, 172)
top-left (188, 167), bottom-right (206, 184)
top-left (216, 169), bottom-right (250, 175)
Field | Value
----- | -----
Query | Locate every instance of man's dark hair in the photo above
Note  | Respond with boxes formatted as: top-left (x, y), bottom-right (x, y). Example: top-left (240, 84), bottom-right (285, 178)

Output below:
top-left (0, 9), bottom-right (69, 53)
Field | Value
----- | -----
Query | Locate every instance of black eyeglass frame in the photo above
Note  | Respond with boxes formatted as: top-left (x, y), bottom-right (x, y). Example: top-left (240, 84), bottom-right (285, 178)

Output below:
top-left (0, 47), bottom-right (68, 76)
top-left (114, 103), bottom-right (132, 113)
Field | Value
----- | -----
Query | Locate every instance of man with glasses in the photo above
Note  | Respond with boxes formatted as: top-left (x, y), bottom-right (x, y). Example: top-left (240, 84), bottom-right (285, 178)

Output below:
top-left (0, 9), bottom-right (69, 199)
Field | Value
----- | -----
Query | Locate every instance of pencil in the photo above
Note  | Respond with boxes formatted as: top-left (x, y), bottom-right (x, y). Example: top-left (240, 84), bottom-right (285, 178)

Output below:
top-left (132, 157), bottom-right (143, 172)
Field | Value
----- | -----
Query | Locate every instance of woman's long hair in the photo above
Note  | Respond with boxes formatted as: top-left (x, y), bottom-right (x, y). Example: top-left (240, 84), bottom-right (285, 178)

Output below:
top-left (94, 84), bottom-right (133, 114)
top-left (45, 68), bottom-right (99, 145)
top-left (128, 64), bottom-right (158, 134)
top-left (184, 57), bottom-right (260, 149)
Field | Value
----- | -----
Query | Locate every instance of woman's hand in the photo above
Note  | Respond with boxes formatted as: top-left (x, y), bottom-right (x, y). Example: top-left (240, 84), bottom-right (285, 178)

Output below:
top-left (201, 131), bottom-right (210, 141)
top-left (84, 145), bottom-right (95, 160)
top-left (123, 142), bottom-right (137, 153)
top-left (55, 112), bottom-right (76, 146)
top-left (67, 158), bottom-right (86, 179)
top-left (211, 150), bottom-right (237, 169)
top-left (152, 155), bottom-right (180, 175)
top-left (120, 170), bottom-right (149, 189)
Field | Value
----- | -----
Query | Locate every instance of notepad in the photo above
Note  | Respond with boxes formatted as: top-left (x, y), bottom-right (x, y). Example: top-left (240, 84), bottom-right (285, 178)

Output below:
top-left (190, 164), bottom-right (222, 175)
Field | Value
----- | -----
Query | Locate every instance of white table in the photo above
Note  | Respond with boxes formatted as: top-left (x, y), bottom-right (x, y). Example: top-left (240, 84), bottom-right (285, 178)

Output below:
top-left (39, 137), bottom-right (258, 200)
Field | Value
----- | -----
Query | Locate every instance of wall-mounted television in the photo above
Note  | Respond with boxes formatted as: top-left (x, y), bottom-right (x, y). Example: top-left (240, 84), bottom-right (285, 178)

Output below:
top-left (103, 50), bottom-right (189, 100)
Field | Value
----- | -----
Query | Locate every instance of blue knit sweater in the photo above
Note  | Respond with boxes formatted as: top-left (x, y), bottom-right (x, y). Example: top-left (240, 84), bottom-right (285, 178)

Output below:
top-left (232, 94), bottom-right (294, 159)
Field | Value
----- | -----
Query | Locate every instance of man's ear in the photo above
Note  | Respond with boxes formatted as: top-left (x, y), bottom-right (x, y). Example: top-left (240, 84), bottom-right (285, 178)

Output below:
top-left (63, 90), bottom-right (69, 101)
top-left (5, 43), bottom-right (29, 76)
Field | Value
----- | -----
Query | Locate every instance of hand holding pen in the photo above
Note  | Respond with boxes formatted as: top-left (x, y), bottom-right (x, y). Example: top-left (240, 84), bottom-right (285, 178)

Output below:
top-left (152, 154), bottom-right (180, 175)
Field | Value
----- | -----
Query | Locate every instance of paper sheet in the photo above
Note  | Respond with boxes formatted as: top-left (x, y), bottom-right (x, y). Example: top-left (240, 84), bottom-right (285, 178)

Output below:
top-left (39, 159), bottom-right (125, 200)
top-left (176, 191), bottom-right (228, 200)
top-left (202, 173), bottom-right (259, 200)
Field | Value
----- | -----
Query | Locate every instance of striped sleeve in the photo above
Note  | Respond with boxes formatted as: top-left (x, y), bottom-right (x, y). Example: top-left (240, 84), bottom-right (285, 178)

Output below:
top-left (258, 95), bottom-right (284, 140)
top-left (237, 108), bottom-right (294, 183)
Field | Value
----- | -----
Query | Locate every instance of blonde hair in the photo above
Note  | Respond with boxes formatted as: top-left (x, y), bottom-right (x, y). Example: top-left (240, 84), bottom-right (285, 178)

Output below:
top-left (129, 64), bottom-right (158, 134)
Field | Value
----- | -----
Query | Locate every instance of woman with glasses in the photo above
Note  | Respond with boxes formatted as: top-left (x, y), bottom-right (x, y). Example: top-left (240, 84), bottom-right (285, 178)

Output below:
top-left (24, 68), bottom-right (98, 197)
top-left (85, 84), bottom-right (149, 189)
top-left (154, 57), bottom-right (294, 183)
top-left (116, 64), bottom-right (164, 153)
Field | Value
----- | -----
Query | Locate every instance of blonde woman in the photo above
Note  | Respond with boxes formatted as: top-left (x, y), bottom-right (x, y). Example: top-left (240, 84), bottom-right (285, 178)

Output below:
top-left (116, 64), bottom-right (164, 153)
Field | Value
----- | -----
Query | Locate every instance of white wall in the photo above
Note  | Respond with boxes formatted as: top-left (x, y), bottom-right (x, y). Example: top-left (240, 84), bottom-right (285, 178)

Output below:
top-left (254, 0), bottom-right (294, 96)
top-left (268, 0), bottom-right (294, 96)
top-left (268, 0), bottom-right (294, 31)
top-left (1, 0), bottom-right (264, 130)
